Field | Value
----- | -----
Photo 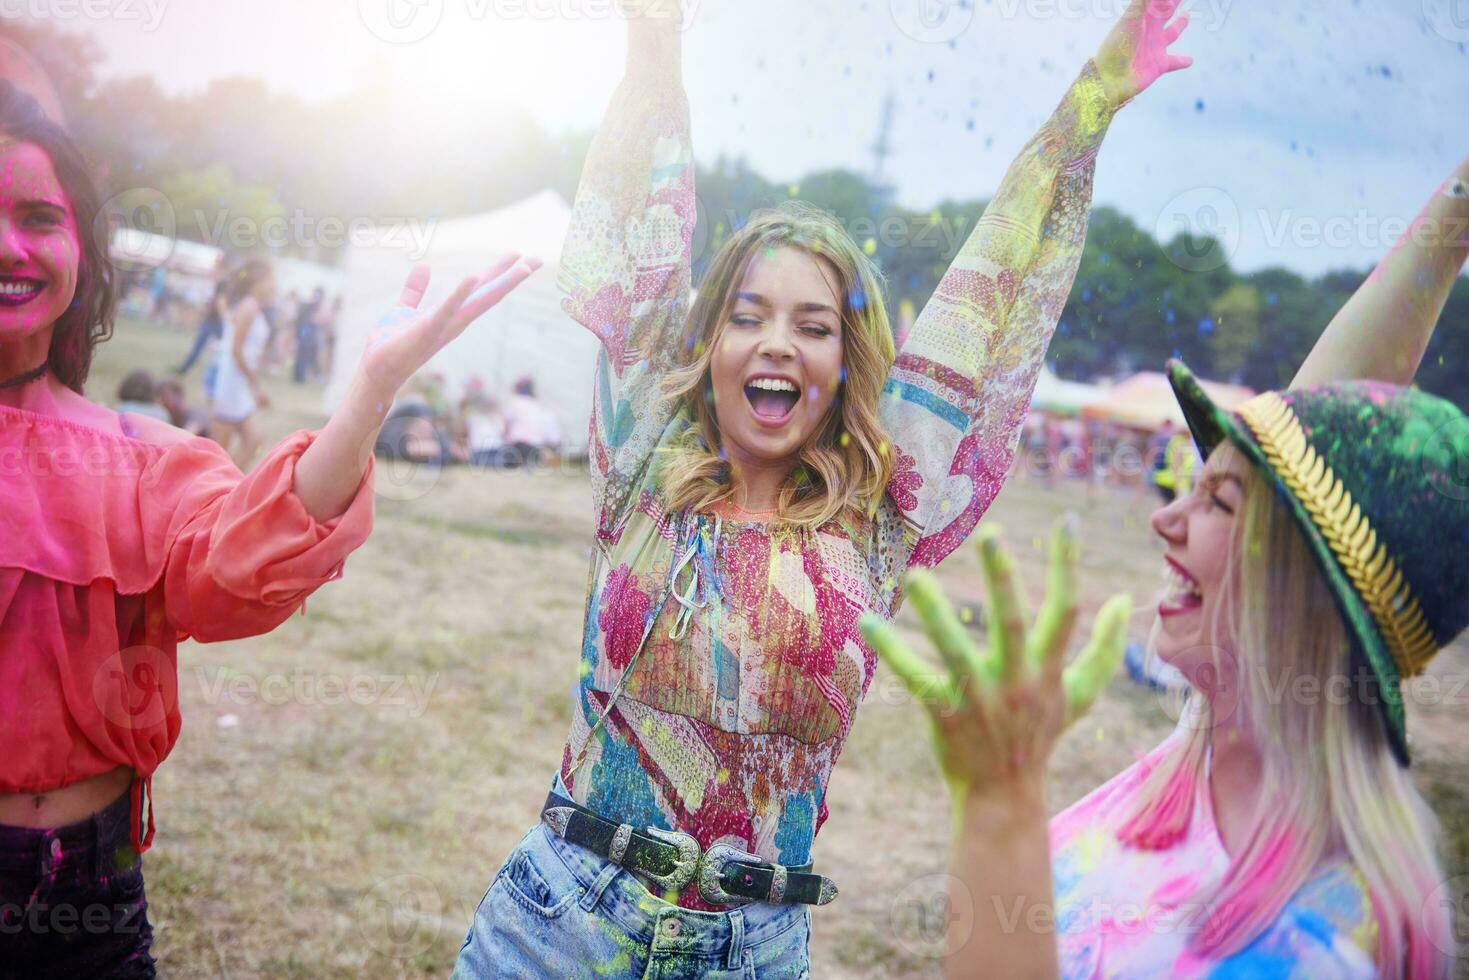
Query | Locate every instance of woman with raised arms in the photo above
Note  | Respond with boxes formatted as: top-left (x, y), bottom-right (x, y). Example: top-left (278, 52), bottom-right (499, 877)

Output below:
top-left (861, 154), bottom-right (1469, 978)
top-left (451, 2), bottom-right (1193, 975)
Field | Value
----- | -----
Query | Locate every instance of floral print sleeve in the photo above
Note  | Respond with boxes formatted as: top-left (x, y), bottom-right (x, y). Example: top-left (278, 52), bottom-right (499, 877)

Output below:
top-left (882, 62), bottom-right (1114, 571)
top-left (556, 51), bottom-right (696, 537)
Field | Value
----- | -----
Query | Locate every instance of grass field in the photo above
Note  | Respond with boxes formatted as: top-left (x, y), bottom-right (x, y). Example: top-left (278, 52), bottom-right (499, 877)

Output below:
top-left (87, 316), bottom-right (1469, 977)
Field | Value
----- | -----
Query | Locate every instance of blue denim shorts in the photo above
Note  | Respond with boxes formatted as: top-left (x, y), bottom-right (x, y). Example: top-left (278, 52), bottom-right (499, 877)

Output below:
top-left (450, 778), bottom-right (811, 979)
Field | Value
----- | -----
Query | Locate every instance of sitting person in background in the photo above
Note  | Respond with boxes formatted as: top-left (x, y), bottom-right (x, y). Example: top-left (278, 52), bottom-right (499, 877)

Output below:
top-left (114, 370), bottom-right (169, 422)
top-left (502, 375), bottom-right (558, 468)
top-left (461, 381), bottom-right (509, 468)
top-left (375, 373), bottom-right (449, 464)
top-left (155, 379), bottom-right (208, 436)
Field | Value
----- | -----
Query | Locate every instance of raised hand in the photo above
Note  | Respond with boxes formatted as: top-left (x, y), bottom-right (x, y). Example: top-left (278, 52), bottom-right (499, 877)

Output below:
top-left (288, 253), bottom-right (538, 522)
top-left (359, 253), bottom-right (540, 400)
top-left (1093, 0), bottom-right (1194, 109)
top-left (859, 518), bottom-right (1131, 803)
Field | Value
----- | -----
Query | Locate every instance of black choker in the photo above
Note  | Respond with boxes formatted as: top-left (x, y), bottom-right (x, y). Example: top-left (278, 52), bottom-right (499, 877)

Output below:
top-left (0, 362), bottom-right (48, 390)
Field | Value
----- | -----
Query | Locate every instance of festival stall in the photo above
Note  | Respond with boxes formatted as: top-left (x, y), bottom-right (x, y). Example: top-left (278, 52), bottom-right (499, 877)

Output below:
top-left (1029, 364), bottom-right (1106, 417)
top-left (1080, 369), bottom-right (1255, 432)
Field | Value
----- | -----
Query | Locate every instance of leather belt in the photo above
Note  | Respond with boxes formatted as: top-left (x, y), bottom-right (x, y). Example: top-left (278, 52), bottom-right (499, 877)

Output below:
top-left (540, 791), bottom-right (838, 907)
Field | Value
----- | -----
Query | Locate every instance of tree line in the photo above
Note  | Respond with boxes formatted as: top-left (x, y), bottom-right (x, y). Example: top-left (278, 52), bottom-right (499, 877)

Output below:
top-left (9, 20), bottom-right (1464, 407)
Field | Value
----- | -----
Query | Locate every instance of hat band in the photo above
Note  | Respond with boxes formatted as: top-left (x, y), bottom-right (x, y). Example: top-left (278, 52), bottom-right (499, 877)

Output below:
top-left (1237, 391), bottom-right (1437, 678)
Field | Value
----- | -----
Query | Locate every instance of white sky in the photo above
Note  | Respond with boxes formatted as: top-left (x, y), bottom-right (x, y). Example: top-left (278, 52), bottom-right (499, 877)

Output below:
top-left (42, 0), bottom-right (1469, 275)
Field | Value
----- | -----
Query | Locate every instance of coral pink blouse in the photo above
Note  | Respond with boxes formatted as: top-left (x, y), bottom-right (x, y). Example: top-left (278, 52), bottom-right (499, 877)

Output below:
top-left (0, 405), bottom-right (374, 851)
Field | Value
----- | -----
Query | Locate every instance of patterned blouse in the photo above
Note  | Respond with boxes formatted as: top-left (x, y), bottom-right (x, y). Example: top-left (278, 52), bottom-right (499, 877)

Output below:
top-left (1050, 737), bottom-right (1379, 977)
top-left (554, 53), bottom-right (1114, 909)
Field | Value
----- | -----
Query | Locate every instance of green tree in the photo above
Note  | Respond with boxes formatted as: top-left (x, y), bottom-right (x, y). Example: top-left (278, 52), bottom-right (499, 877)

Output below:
top-left (1208, 282), bottom-right (1262, 382)
top-left (159, 165), bottom-right (285, 252)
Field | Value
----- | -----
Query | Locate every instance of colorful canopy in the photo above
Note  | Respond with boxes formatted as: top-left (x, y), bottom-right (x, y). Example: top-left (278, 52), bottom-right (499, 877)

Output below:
top-left (1080, 370), bottom-right (1254, 432)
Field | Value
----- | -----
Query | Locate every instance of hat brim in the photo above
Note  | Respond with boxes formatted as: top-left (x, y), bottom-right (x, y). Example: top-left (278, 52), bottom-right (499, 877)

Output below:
top-left (1163, 360), bottom-right (1409, 765)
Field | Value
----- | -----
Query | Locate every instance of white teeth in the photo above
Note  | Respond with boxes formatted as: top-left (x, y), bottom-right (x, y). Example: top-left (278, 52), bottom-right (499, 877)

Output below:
top-left (1163, 563), bottom-right (1202, 600)
top-left (0, 280), bottom-right (40, 297)
top-left (747, 378), bottom-right (797, 393)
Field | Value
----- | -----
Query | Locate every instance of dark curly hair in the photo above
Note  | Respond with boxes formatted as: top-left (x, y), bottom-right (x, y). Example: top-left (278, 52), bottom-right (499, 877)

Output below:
top-left (0, 80), bottom-right (116, 392)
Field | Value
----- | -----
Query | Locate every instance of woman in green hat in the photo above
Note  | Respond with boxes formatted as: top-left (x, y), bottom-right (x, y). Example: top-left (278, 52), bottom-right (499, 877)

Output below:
top-left (861, 155), bottom-right (1469, 979)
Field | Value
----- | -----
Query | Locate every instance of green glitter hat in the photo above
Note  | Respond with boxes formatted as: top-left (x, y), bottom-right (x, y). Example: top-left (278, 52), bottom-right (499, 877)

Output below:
top-left (1165, 359), bottom-right (1469, 765)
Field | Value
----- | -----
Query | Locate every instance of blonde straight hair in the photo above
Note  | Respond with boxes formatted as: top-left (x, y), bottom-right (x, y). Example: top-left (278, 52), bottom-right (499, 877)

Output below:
top-left (1117, 445), bottom-right (1451, 978)
top-left (656, 201), bottom-right (896, 530)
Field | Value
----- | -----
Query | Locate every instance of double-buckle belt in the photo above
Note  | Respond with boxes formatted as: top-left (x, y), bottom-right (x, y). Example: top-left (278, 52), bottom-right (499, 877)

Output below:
top-left (540, 792), bottom-right (838, 907)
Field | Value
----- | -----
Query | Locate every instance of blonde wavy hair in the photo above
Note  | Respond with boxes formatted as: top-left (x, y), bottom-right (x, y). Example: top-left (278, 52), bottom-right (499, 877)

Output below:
top-left (1119, 444), bottom-right (1451, 978)
top-left (656, 201), bottom-right (896, 529)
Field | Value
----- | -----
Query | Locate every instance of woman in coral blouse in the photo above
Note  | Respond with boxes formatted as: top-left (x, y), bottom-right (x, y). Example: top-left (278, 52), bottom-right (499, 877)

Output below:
top-left (0, 82), bottom-right (537, 977)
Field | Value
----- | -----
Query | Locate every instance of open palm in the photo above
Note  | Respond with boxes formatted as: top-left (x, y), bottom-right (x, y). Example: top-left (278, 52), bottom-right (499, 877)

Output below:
top-left (859, 519), bottom-right (1131, 800)
top-left (359, 253), bottom-right (540, 397)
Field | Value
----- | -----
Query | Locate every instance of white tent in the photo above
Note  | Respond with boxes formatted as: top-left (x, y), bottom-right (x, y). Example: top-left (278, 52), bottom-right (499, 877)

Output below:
top-left (325, 190), bottom-right (599, 453)
top-left (273, 256), bottom-right (345, 302)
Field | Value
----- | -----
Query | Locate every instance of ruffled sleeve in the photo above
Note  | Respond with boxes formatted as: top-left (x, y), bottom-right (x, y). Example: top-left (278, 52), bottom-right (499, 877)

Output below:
top-left (142, 430), bottom-right (374, 641)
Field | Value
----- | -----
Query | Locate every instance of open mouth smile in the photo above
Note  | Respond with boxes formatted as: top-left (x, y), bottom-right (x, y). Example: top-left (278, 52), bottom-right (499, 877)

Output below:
top-left (743, 374), bottom-right (802, 427)
top-left (1158, 555), bottom-right (1203, 617)
top-left (0, 276), bottom-right (45, 307)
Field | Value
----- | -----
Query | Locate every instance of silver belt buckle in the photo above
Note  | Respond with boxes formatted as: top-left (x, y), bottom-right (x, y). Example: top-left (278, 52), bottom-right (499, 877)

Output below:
top-left (644, 827), bottom-right (700, 893)
top-left (697, 842), bottom-right (778, 906)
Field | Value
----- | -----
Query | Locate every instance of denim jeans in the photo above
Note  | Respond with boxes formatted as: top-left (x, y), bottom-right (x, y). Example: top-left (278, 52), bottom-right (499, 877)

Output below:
top-left (451, 780), bottom-right (811, 979)
top-left (0, 792), bottom-right (154, 979)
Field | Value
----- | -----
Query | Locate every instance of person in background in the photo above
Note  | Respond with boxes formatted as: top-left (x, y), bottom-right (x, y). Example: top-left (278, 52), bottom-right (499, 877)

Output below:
top-left (501, 374), bottom-right (552, 468)
top-left (1044, 416), bottom-right (1064, 487)
top-left (173, 277), bottom-right (227, 375)
top-left (155, 379), bottom-right (208, 436)
top-left (316, 294), bottom-right (342, 382)
top-left (1018, 411), bottom-right (1046, 481)
top-left (463, 384), bottom-right (509, 468)
top-left (293, 286), bottom-right (324, 384)
top-left (1154, 419), bottom-right (1197, 503)
top-left (538, 401), bottom-right (563, 470)
top-left (113, 370), bottom-right (169, 422)
top-left (1149, 418), bottom-right (1176, 501)
top-left (375, 373), bottom-right (450, 464)
top-left (260, 295), bottom-right (288, 375)
top-left (208, 260), bottom-right (275, 467)
top-left (146, 264), bottom-right (168, 321)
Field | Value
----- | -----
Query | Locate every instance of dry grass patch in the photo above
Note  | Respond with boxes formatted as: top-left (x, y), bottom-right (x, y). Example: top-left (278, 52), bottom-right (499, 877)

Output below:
top-left (80, 318), bottom-right (1469, 978)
